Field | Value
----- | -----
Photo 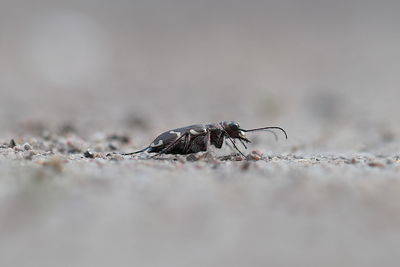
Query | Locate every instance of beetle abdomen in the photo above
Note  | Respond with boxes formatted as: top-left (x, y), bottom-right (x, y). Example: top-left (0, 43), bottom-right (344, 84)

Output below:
top-left (147, 125), bottom-right (208, 154)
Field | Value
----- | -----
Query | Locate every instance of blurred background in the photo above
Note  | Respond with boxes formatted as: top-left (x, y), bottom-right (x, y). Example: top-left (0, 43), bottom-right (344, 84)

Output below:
top-left (2, 1), bottom-right (400, 267)
top-left (1, 0), bottom-right (399, 153)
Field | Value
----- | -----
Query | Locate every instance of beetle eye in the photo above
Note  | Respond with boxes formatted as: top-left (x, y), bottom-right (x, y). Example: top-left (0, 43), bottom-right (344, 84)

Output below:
top-left (229, 122), bottom-right (239, 130)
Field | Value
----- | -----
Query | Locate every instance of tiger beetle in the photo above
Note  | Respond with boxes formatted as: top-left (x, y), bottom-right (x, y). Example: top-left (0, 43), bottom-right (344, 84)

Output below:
top-left (122, 121), bottom-right (287, 158)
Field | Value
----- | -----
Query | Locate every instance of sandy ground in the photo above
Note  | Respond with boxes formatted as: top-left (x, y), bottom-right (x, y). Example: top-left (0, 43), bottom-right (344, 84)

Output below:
top-left (2, 1), bottom-right (400, 266)
top-left (0, 128), bottom-right (400, 267)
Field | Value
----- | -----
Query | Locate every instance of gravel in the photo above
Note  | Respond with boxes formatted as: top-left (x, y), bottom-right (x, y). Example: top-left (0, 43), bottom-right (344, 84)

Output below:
top-left (0, 131), bottom-right (399, 267)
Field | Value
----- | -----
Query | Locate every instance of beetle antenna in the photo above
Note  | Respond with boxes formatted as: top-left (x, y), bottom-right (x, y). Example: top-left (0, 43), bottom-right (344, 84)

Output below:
top-left (240, 127), bottom-right (288, 139)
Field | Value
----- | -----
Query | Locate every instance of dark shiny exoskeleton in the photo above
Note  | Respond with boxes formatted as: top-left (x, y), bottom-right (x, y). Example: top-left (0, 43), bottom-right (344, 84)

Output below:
top-left (123, 121), bottom-right (287, 157)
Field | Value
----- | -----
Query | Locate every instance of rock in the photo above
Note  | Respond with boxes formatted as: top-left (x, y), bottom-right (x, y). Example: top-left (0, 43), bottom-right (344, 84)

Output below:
top-left (84, 150), bottom-right (95, 158)
top-left (368, 162), bottom-right (385, 168)
top-left (186, 154), bottom-right (198, 162)
top-left (23, 143), bottom-right (32, 151)
top-left (9, 139), bottom-right (16, 148)
top-left (41, 156), bottom-right (66, 173)
top-left (106, 153), bottom-right (124, 161)
top-left (108, 142), bottom-right (119, 151)
top-left (247, 150), bottom-right (263, 161)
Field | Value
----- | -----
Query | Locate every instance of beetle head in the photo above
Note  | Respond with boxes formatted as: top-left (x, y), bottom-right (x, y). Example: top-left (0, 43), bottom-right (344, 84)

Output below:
top-left (220, 121), bottom-right (251, 143)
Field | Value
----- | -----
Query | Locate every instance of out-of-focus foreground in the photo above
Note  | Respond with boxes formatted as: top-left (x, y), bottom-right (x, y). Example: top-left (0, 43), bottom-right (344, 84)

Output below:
top-left (1, 1), bottom-right (400, 266)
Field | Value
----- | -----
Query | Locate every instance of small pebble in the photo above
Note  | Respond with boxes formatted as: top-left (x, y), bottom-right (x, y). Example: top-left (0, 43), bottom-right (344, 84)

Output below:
top-left (41, 156), bottom-right (65, 172)
top-left (23, 143), bottom-right (32, 151)
top-left (106, 153), bottom-right (124, 161)
top-left (84, 151), bottom-right (95, 158)
top-left (345, 158), bottom-right (358, 164)
top-left (368, 162), bottom-right (385, 168)
top-left (108, 142), bottom-right (118, 151)
top-left (218, 154), bottom-right (244, 161)
top-left (9, 139), bottom-right (16, 148)
top-left (247, 150), bottom-right (263, 161)
top-left (186, 154), bottom-right (198, 162)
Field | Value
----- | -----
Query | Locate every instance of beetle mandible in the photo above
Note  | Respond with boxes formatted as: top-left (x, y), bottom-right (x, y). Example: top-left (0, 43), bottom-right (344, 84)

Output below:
top-left (122, 121), bottom-right (287, 157)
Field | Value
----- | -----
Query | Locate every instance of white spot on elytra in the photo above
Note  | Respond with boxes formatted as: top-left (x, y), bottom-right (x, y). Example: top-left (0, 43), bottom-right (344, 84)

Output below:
top-left (190, 129), bottom-right (205, 135)
top-left (150, 140), bottom-right (163, 147)
top-left (170, 130), bottom-right (181, 137)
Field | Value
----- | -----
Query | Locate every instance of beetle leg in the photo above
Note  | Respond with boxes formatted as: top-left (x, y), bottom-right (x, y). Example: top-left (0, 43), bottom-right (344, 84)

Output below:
top-left (151, 132), bottom-right (189, 158)
top-left (210, 131), bottom-right (224, 149)
top-left (227, 138), bottom-right (246, 157)
top-left (182, 131), bottom-right (208, 154)
top-left (183, 134), bottom-right (191, 152)
top-left (225, 139), bottom-right (247, 153)
top-left (218, 126), bottom-right (246, 157)
top-left (205, 130), bottom-right (217, 157)
top-left (198, 130), bottom-right (211, 155)
top-left (205, 130), bottom-right (210, 150)
top-left (239, 139), bottom-right (248, 149)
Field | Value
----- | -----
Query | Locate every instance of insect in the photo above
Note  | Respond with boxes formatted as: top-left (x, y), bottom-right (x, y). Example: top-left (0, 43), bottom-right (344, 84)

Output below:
top-left (122, 121), bottom-right (287, 157)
